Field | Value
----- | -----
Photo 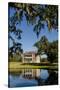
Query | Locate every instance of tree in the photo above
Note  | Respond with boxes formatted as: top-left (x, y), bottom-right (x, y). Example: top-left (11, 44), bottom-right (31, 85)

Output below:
top-left (9, 43), bottom-right (23, 62)
top-left (46, 40), bottom-right (58, 63)
top-left (8, 6), bottom-right (23, 61)
top-left (9, 3), bottom-right (58, 37)
top-left (34, 36), bottom-right (49, 54)
top-left (34, 36), bottom-right (58, 63)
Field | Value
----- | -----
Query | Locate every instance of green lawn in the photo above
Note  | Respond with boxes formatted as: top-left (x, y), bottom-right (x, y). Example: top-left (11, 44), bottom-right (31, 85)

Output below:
top-left (8, 62), bottom-right (58, 72)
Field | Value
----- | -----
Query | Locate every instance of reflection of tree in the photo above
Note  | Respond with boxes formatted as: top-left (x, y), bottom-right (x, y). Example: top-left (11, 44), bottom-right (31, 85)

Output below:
top-left (45, 70), bottom-right (58, 85)
top-left (35, 70), bottom-right (58, 85)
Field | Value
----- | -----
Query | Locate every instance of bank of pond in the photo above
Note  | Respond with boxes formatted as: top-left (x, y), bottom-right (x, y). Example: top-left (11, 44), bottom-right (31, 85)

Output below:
top-left (8, 62), bottom-right (58, 73)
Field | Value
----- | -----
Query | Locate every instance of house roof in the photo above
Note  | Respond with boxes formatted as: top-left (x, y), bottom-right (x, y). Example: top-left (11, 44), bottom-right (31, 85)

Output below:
top-left (24, 51), bottom-right (37, 55)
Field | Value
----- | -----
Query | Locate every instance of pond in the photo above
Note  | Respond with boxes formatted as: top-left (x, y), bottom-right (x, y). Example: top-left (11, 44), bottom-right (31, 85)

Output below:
top-left (8, 69), bottom-right (58, 87)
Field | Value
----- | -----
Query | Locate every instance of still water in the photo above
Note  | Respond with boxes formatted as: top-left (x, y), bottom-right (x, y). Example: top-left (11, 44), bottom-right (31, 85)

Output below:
top-left (8, 69), bottom-right (58, 87)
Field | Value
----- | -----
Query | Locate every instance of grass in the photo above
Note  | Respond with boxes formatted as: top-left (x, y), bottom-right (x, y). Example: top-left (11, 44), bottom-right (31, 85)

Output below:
top-left (8, 62), bottom-right (58, 72)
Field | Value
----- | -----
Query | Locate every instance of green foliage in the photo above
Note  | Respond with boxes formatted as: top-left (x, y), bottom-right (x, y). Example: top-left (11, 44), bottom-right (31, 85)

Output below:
top-left (8, 5), bottom-right (23, 61)
top-left (34, 36), bottom-right (49, 54)
top-left (34, 36), bottom-right (58, 63)
top-left (41, 58), bottom-right (48, 63)
top-left (46, 40), bottom-right (58, 63)
top-left (9, 43), bottom-right (23, 62)
top-left (9, 3), bottom-right (58, 37)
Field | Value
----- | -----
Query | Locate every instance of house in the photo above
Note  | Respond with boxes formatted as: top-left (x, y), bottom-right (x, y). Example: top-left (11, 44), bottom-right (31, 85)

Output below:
top-left (22, 51), bottom-right (40, 63)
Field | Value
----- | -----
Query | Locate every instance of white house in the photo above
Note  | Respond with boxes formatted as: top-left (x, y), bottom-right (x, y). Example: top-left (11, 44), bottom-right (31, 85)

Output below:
top-left (22, 51), bottom-right (40, 63)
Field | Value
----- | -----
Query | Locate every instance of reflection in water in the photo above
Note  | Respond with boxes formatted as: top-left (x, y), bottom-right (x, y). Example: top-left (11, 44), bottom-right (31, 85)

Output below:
top-left (8, 69), bottom-right (58, 87)
top-left (22, 69), bottom-right (40, 79)
top-left (40, 69), bottom-right (49, 80)
top-left (45, 70), bottom-right (58, 85)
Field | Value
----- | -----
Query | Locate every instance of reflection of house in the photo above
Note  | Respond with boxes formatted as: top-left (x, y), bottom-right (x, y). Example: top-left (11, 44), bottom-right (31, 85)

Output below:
top-left (22, 69), bottom-right (40, 79)
top-left (22, 51), bottom-right (40, 63)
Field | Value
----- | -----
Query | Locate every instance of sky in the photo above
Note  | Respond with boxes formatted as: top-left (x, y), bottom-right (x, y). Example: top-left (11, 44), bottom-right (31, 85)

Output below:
top-left (9, 7), bottom-right (58, 52)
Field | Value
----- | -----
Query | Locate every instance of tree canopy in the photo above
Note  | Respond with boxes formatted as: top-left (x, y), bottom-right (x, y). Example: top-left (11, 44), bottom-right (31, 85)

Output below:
top-left (34, 36), bottom-right (58, 63)
top-left (8, 5), bottom-right (23, 61)
top-left (9, 2), bottom-right (58, 37)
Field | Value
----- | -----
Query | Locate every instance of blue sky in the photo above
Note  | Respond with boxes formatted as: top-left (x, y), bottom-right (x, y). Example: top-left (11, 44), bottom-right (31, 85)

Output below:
top-left (9, 7), bottom-right (58, 52)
